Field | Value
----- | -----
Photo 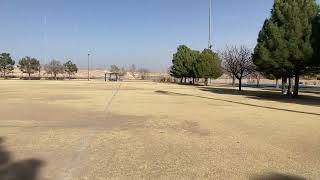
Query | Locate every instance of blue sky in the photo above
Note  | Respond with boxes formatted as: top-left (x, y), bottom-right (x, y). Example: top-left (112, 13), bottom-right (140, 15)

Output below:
top-left (1, 0), bottom-right (316, 71)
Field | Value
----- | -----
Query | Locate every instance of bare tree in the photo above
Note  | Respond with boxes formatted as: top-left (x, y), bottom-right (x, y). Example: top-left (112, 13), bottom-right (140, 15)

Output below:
top-left (128, 64), bottom-right (136, 79)
top-left (249, 71), bottom-right (262, 88)
top-left (110, 65), bottom-right (120, 81)
top-left (221, 46), bottom-right (255, 91)
top-left (110, 65), bottom-right (120, 73)
top-left (118, 67), bottom-right (127, 77)
top-left (44, 60), bottom-right (65, 80)
top-left (138, 68), bottom-right (150, 80)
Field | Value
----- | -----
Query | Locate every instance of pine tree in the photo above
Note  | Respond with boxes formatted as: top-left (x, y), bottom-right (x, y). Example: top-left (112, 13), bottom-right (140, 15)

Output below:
top-left (18, 57), bottom-right (41, 79)
top-left (253, 19), bottom-right (292, 94)
top-left (312, 8), bottom-right (320, 72)
top-left (195, 49), bottom-right (222, 86)
top-left (0, 53), bottom-right (15, 77)
top-left (170, 45), bottom-right (199, 83)
top-left (64, 60), bottom-right (78, 80)
top-left (253, 0), bottom-right (319, 96)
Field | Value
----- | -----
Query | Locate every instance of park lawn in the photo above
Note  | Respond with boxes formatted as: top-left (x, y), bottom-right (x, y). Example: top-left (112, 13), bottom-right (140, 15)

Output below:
top-left (0, 80), bottom-right (319, 179)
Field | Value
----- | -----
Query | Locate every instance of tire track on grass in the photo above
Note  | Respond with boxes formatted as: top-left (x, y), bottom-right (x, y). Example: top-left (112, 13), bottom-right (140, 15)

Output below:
top-left (59, 82), bottom-right (122, 180)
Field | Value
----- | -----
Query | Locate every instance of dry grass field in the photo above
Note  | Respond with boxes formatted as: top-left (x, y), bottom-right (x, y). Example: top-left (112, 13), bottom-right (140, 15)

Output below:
top-left (0, 80), bottom-right (319, 180)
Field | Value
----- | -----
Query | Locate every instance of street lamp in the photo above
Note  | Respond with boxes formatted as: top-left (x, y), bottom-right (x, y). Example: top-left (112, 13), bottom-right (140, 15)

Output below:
top-left (87, 50), bottom-right (90, 81)
top-left (208, 0), bottom-right (213, 49)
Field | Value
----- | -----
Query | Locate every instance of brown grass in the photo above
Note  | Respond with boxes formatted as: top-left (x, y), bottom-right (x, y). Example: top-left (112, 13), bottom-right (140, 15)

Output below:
top-left (0, 80), bottom-right (319, 179)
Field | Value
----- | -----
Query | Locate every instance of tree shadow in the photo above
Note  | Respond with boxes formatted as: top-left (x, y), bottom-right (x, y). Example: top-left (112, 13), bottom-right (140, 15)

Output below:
top-left (0, 137), bottom-right (44, 180)
top-left (251, 172), bottom-right (306, 180)
top-left (199, 87), bottom-right (320, 107)
top-left (155, 90), bottom-right (320, 116)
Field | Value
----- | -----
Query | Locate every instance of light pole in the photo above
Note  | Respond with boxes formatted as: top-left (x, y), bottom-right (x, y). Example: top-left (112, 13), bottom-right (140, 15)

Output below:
top-left (87, 51), bottom-right (90, 81)
top-left (208, 0), bottom-right (212, 49)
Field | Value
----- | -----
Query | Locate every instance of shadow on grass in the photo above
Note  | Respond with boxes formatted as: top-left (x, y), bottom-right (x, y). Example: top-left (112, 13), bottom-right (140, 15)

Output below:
top-left (199, 87), bottom-right (320, 107)
top-left (0, 137), bottom-right (44, 180)
top-left (251, 172), bottom-right (306, 180)
top-left (155, 90), bottom-right (320, 116)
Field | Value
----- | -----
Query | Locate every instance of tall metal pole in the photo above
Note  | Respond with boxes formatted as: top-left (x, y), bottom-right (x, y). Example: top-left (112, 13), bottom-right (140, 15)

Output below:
top-left (87, 52), bottom-right (90, 81)
top-left (208, 0), bottom-right (212, 49)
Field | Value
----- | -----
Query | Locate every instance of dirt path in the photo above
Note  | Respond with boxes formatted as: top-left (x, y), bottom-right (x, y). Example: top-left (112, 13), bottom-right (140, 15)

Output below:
top-left (58, 82), bottom-right (122, 180)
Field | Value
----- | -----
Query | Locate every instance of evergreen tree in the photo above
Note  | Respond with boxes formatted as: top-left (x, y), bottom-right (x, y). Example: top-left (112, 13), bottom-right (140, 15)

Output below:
top-left (195, 49), bottom-right (222, 86)
top-left (253, 0), bottom-right (319, 96)
top-left (18, 57), bottom-right (41, 79)
top-left (170, 45), bottom-right (199, 83)
top-left (0, 53), bottom-right (15, 77)
top-left (64, 60), bottom-right (78, 79)
top-left (312, 8), bottom-right (320, 73)
top-left (253, 19), bottom-right (292, 94)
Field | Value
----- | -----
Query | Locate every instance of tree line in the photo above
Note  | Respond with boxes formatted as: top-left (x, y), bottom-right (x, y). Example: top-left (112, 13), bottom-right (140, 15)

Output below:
top-left (171, 0), bottom-right (320, 96)
top-left (170, 45), bottom-right (255, 91)
top-left (0, 54), bottom-right (78, 80)
top-left (109, 64), bottom-right (150, 80)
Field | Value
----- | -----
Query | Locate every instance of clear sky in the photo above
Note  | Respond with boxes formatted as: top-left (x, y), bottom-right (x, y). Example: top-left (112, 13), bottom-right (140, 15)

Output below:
top-left (1, 0), bottom-right (317, 71)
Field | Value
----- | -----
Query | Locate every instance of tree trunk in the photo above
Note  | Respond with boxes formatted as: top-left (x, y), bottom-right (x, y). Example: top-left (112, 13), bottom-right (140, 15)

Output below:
top-left (184, 77), bottom-right (186, 84)
top-left (204, 78), bottom-right (208, 86)
top-left (287, 77), bottom-right (292, 95)
top-left (232, 75), bottom-right (235, 87)
top-left (28, 73), bottom-right (31, 80)
top-left (54, 73), bottom-right (57, 80)
top-left (281, 77), bottom-right (287, 94)
top-left (256, 78), bottom-right (260, 88)
top-left (192, 77), bottom-right (195, 85)
top-left (180, 78), bottom-right (183, 84)
top-left (276, 79), bottom-right (279, 89)
top-left (293, 73), bottom-right (300, 97)
top-left (290, 78), bottom-right (294, 92)
top-left (238, 78), bottom-right (242, 91)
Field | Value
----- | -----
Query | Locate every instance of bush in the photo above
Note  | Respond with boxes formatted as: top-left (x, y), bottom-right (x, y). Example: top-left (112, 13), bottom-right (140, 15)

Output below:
top-left (20, 77), bottom-right (41, 80)
top-left (157, 76), bottom-right (172, 83)
top-left (45, 77), bottom-right (65, 80)
top-left (1, 75), bottom-right (17, 79)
